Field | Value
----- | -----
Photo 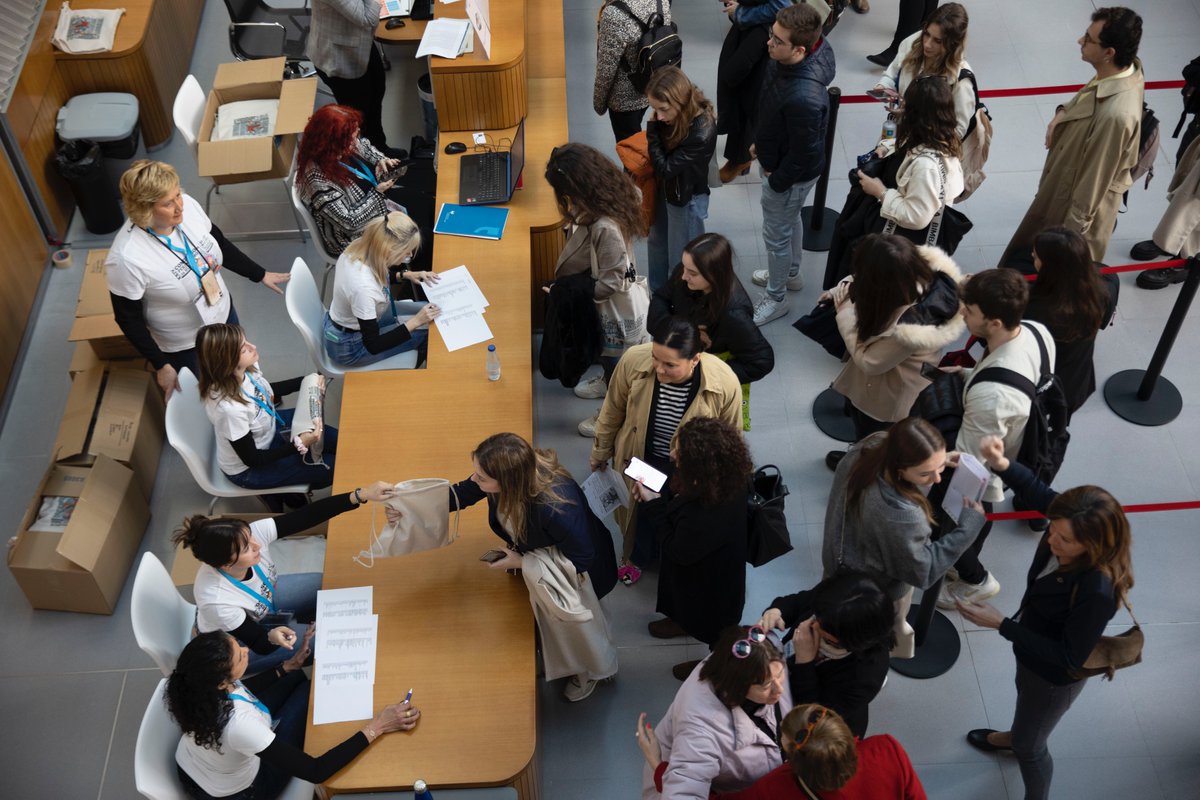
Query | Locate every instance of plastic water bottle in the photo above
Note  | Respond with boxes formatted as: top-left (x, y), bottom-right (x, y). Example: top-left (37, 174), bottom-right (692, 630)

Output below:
top-left (486, 344), bottom-right (501, 381)
top-left (414, 779), bottom-right (434, 800)
top-left (881, 116), bottom-right (897, 141)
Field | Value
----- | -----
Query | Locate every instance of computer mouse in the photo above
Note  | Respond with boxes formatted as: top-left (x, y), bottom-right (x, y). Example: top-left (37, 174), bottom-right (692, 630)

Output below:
top-left (444, 141), bottom-right (468, 155)
top-left (385, 17), bottom-right (405, 29)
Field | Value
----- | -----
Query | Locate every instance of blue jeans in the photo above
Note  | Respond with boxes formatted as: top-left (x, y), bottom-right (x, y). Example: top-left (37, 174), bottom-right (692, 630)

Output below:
top-left (245, 571), bottom-right (323, 675)
top-left (226, 408), bottom-right (338, 492)
top-left (647, 192), bottom-right (710, 291)
top-left (760, 171), bottom-right (818, 300)
top-left (322, 302), bottom-right (427, 367)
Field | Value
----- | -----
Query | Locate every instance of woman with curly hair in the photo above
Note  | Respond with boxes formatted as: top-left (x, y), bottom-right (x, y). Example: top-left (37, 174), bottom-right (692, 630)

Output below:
top-left (168, 630), bottom-right (420, 799)
top-left (633, 417), bottom-right (753, 678)
top-left (544, 142), bottom-right (651, 432)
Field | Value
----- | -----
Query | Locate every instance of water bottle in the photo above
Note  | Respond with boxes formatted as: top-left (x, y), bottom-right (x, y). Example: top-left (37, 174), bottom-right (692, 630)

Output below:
top-left (414, 779), bottom-right (433, 800)
top-left (486, 344), bottom-right (501, 381)
top-left (881, 115), bottom-right (897, 141)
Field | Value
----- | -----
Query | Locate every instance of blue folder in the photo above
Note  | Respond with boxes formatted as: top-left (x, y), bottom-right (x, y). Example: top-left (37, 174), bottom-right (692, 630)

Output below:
top-left (433, 203), bottom-right (509, 240)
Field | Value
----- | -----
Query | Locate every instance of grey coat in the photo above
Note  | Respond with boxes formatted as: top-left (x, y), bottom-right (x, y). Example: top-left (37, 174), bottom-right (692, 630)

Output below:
top-left (307, 0), bottom-right (378, 79)
top-left (822, 434), bottom-right (986, 600)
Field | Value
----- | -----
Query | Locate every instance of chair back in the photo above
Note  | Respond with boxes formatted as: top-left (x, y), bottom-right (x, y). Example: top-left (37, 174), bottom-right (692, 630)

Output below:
top-left (223, 0), bottom-right (310, 62)
top-left (131, 553), bottom-right (197, 676)
top-left (286, 257), bottom-right (341, 375)
top-left (290, 179), bottom-right (337, 268)
top-left (165, 369), bottom-right (229, 495)
top-left (173, 75), bottom-right (206, 153)
top-left (134, 679), bottom-right (185, 799)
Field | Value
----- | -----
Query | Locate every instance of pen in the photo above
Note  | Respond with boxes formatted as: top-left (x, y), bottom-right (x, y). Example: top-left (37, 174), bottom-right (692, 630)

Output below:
top-left (404, 688), bottom-right (413, 704)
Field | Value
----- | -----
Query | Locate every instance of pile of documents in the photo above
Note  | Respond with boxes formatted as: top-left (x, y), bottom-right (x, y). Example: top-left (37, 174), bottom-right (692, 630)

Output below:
top-left (423, 265), bottom-right (493, 352)
top-left (313, 587), bottom-right (378, 724)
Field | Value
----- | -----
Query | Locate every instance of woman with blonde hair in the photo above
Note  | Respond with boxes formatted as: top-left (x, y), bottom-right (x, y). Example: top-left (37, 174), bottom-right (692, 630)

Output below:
top-left (644, 66), bottom-right (718, 290)
top-left (447, 433), bottom-right (618, 702)
top-left (106, 160), bottom-right (289, 400)
top-left (323, 211), bottom-right (440, 366)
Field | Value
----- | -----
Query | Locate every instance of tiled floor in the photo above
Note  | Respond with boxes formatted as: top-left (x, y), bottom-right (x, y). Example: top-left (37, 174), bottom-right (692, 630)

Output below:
top-left (2, 1), bottom-right (1199, 798)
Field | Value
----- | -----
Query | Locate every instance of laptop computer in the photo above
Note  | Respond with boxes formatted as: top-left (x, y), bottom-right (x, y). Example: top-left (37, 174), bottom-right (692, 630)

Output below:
top-left (458, 117), bottom-right (526, 206)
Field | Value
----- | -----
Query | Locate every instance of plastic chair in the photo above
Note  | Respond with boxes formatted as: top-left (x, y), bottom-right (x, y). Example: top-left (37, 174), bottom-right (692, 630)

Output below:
top-left (289, 178), bottom-right (337, 298)
top-left (285, 257), bottom-right (422, 375)
top-left (165, 368), bottom-right (309, 514)
top-left (131, 553), bottom-right (197, 676)
top-left (135, 679), bottom-right (315, 800)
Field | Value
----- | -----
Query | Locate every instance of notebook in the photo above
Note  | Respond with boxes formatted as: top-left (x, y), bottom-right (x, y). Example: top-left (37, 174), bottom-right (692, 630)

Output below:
top-left (458, 117), bottom-right (525, 205)
top-left (433, 203), bottom-right (509, 240)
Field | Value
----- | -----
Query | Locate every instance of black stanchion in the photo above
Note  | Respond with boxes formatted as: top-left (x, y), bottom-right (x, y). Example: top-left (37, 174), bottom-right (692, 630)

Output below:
top-left (812, 386), bottom-right (856, 443)
top-left (800, 87), bottom-right (842, 253)
top-left (889, 577), bottom-right (962, 679)
top-left (1104, 256), bottom-right (1200, 426)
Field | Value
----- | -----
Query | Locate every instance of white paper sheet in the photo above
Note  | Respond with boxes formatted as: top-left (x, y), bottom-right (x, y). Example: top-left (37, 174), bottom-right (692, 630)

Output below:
top-left (423, 265), bottom-right (488, 313)
top-left (415, 18), bottom-right (472, 58)
top-left (313, 662), bottom-right (375, 723)
top-left (581, 467), bottom-right (630, 517)
top-left (313, 614), bottom-right (379, 725)
top-left (316, 586), bottom-right (373, 620)
top-left (435, 307), bottom-right (493, 351)
top-left (942, 452), bottom-right (990, 522)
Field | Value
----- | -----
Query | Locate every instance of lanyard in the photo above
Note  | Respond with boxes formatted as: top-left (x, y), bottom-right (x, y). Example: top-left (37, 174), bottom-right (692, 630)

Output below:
top-left (339, 157), bottom-right (377, 186)
top-left (219, 562), bottom-right (277, 614)
top-left (146, 227), bottom-right (207, 287)
top-left (228, 686), bottom-right (271, 717)
top-left (241, 373), bottom-right (288, 428)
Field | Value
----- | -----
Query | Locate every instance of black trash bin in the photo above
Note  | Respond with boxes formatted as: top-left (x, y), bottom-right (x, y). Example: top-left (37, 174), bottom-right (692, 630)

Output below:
top-left (55, 93), bottom-right (141, 234)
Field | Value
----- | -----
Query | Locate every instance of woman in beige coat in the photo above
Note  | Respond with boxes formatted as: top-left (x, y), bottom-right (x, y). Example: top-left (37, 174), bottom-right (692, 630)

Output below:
top-left (590, 318), bottom-right (742, 583)
top-left (823, 235), bottom-right (965, 470)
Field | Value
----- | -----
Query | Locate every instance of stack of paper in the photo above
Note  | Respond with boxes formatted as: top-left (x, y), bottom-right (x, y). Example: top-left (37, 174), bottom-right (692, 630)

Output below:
top-left (415, 18), bottom-right (474, 58)
top-left (313, 587), bottom-right (378, 724)
top-left (424, 265), bottom-right (493, 351)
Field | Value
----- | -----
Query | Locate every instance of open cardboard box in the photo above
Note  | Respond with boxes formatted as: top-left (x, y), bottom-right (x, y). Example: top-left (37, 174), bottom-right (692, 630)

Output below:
top-left (68, 249), bottom-right (142, 361)
top-left (55, 362), bottom-right (165, 500)
top-left (198, 58), bottom-right (318, 186)
top-left (7, 456), bottom-right (150, 614)
top-left (169, 512), bottom-right (329, 587)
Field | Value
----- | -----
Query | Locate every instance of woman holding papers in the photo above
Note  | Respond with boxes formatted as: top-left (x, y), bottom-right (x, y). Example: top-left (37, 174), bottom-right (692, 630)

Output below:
top-left (958, 436), bottom-right (1133, 800)
top-left (632, 418), bottom-right (752, 680)
top-left (169, 630), bottom-right (421, 800)
top-left (325, 212), bottom-right (441, 367)
top-left (822, 417), bottom-right (986, 658)
top-left (446, 432), bottom-right (619, 703)
top-left (173, 483), bottom-right (397, 674)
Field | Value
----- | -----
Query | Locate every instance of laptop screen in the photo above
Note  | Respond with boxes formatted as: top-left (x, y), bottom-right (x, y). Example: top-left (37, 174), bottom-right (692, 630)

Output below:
top-left (507, 118), bottom-right (526, 195)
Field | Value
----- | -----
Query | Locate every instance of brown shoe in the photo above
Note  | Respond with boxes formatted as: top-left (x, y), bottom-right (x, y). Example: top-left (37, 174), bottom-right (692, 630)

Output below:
top-left (648, 617), bottom-right (687, 639)
top-left (850, 0), bottom-right (869, 12)
top-left (672, 659), bottom-right (701, 681)
top-left (719, 160), bottom-right (752, 183)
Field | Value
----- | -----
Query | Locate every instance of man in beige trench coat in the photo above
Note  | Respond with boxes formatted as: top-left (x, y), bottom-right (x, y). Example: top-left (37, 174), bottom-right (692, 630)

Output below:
top-left (1000, 7), bottom-right (1145, 266)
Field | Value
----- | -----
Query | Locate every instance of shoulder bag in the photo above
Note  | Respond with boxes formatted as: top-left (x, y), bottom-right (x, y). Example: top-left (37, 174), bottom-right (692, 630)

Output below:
top-left (881, 153), bottom-right (973, 255)
top-left (746, 465), bottom-right (793, 567)
top-left (1068, 588), bottom-right (1143, 681)
top-left (590, 228), bottom-right (651, 358)
top-left (354, 479), bottom-right (461, 567)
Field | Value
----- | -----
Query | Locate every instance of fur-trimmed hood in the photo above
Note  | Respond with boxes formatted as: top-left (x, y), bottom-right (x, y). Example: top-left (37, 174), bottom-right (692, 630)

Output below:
top-left (891, 245), bottom-right (967, 352)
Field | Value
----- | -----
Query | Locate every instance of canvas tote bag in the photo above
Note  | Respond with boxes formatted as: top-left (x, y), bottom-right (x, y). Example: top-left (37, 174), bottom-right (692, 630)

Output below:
top-left (354, 479), bottom-right (460, 567)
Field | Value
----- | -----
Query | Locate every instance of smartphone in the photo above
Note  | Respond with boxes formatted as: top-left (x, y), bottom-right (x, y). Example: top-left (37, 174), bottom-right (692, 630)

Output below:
top-left (378, 163), bottom-right (409, 183)
top-left (866, 88), bottom-right (896, 102)
top-left (480, 549), bottom-right (508, 563)
top-left (920, 361), bottom-right (943, 381)
top-left (624, 457), bottom-right (668, 493)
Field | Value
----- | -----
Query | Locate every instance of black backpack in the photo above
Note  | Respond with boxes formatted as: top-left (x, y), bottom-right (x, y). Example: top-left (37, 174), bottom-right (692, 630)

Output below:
top-left (968, 323), bottom-right (1071, 484)
top-left (610, 0), bottom-right (682, 93)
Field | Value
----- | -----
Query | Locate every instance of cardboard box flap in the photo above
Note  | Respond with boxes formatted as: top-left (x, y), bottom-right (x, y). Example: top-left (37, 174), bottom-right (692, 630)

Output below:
top-left (213, 57), bottom-right (287, 90)
top-left (77, 250), bottom-right (112, 317)
top-left (275, 78), bottom-right (319, 134)
top-left (68, 313), bottom-right (126, 343)
top-left (55, 364), bottom-right (105, 461)
top-left (199, 138), bottom-right (276, 178)
top-left (56, 455), bottom-right (136, 572)
top-left (90, 368), bottom-right (150, 461)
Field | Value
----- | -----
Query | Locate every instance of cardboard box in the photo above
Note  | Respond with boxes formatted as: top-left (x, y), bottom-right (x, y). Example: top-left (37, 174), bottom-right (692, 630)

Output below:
top-left (68, 250), bottom-right (142, 361)
top-left (198, 58), bottom-right (318, 186)
top-left (7, 456), bottom-right (150, 614)
top-left (55, 362), bottom-right (166, 500)
top-left (169, 512), bottom-right (329, 586)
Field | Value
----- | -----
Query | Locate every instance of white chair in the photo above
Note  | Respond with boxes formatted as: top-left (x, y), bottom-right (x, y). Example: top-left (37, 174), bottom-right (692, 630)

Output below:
top-left (131, 553), bottom-right (196, 676)
top-left (165, 368), bottom-right (309, 514)
top-left (285, 257), bottom-right (421, 375)
top-left (135, 678), bottom-right (315, 800)
top-left (172, 73), bottom-right (306, 241)
top-left (289, 178), bottom-right (338, 298)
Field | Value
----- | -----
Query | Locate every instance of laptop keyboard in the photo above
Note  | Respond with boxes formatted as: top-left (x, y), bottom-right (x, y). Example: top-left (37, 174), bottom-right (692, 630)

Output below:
top-left (477, 154), bottom-right (506, 197)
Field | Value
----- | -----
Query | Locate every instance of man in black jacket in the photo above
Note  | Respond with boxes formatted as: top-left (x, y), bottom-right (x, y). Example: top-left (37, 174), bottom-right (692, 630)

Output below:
top-left (750, 2), bottom-right (835, 326)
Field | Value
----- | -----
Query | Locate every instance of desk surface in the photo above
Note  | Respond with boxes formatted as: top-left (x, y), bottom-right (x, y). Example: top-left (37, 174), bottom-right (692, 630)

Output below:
top-left (375, 0), bottom-right (523, 72)
top-left (53, 0), bottom-right (150, 59)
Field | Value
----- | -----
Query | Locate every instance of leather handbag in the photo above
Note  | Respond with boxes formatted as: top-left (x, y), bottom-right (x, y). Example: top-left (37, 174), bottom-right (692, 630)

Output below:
top-left (792, 300), bottom-right (847, 359)
top-left (1069, 591), bottom-right (1144, 681)
top-left (746, 465), bottom-right (793, 567)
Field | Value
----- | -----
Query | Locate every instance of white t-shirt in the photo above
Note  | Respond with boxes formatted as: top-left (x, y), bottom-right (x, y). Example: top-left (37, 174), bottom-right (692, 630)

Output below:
top-left (106, 193), bottom-right (231, 353)
top-left (175, 681), bottom-right (275, 797)
top-left (329, 252), bottom-right (390, 330)
top-left (194, 519), bottom-right (280, 633)
top-left (205, 368), bottom-right (279, 476)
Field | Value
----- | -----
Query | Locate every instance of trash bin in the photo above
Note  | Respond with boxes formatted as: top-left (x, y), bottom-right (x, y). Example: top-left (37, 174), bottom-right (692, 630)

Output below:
top-left (55, 93), bottom-right (140, 234)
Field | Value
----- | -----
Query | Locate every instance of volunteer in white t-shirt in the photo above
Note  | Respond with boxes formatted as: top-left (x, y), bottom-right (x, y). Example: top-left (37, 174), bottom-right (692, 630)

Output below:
top-left (173, 482), bottom-right (395, 674)
top-left (169, 630), bottom-right (422, 800)
top-left (107, 160), bottom-right (290, 401)
top-left (324, 211), bottom-right (441, 367)
top-left (196, 323), bottom-right (336, 504)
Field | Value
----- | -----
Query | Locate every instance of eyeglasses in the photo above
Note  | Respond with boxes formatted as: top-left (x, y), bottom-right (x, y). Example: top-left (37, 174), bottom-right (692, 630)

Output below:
top-left (731, 626), bottom-right (768, 658)
top-left (1081, 32), bottom-right (1101, 45)
top-left (794, 708), bottom-right (829, 750)
top-left (768, 32), bottom-right (791, 47)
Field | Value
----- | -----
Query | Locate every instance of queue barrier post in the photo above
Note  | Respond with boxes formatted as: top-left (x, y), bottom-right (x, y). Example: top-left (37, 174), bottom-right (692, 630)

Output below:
top-left (1104, 255), bottom-right (1200, 426)
top-left (800, 86), bottom-right (842, 253)
top-left (889, 576), bottom-right (962, 679)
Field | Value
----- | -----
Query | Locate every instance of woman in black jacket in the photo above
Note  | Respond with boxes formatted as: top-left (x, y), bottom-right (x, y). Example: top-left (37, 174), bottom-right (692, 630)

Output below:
top-left (957, 436), bottom-right (1134, 800)
top-left (757, 572), bottom-right (896, 738)
top-left (633, 417), bottom-right (753, 679)
top-left (648, 233), bottom-right (775, 387)
top-left (645, 66), bottom-right (718, 291)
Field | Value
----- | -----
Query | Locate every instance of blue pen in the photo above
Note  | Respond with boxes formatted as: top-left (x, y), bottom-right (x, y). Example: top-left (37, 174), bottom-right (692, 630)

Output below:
top-left (404, 688), bottom-right (413, 704)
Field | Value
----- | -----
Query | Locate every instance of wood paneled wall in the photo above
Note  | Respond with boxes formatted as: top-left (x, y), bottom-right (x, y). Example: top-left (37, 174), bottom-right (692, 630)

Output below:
top-left (0, 148), bottom-right (49, 401)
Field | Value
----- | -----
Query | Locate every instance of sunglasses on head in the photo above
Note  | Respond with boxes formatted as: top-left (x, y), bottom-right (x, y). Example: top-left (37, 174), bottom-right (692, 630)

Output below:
top-left (731, 626), bottom-right (768, 659)
top-left (795, 708), bottom-right (829, 750)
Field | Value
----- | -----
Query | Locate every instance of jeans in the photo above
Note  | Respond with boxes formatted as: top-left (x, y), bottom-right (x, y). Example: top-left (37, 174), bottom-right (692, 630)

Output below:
top-left (226, 408), bottom-right (339, 492)
top-left (760, 172), bottom-right (819, 300)
top-left (1011, 661), bottom-right (1088, 800)
top-left (315, 44), bottom-right (390, 151)
top-left (322, 304), bottom-right (428, 367)
top-left (245, 571), bottom-right (323, 675)
top-left (647, 192), bottom-right (709, 292)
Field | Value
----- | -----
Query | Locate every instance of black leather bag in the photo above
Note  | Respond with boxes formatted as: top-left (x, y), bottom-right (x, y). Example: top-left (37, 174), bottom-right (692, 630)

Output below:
top-left (792, 300), bottom-right (846, 358)
top-left (746, 465), bottom-right (793, 567)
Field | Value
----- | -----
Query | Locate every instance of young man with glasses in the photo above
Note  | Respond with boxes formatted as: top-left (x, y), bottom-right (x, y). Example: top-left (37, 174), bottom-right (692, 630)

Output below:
top-left (749, 3), bottom-right (836, 326)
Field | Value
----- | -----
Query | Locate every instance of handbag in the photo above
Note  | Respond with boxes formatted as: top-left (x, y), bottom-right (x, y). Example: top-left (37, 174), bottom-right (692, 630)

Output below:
top-left (907, 338), bottom-right (981, 446)
top-left (590, 230), bottom-right (651, 358)
top-left (880, 152), bottom-right (973, 255)
top-left (746, 465), bottom-right (793, 567)
top-left (1068, 589), bottom-right (1144, 681)
top-left (792, 300), bottom-right (847, 359)
top-left (354, 479), bottom-right (461, 567)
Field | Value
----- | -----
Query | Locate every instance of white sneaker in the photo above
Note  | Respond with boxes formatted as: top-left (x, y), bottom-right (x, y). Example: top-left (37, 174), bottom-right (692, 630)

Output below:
top-left (573, 375), bottom-right (607, 400)
top-left (751, 269), bottom-right (804, 291)
top-left (752, 294), bottom-right (790, 326)
top-left (578, 412), bottom-right (599, 438)
top-left (938, 571), bottom-right (1001, 610)
top-left (563, 674), bottom-right (597, 702)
